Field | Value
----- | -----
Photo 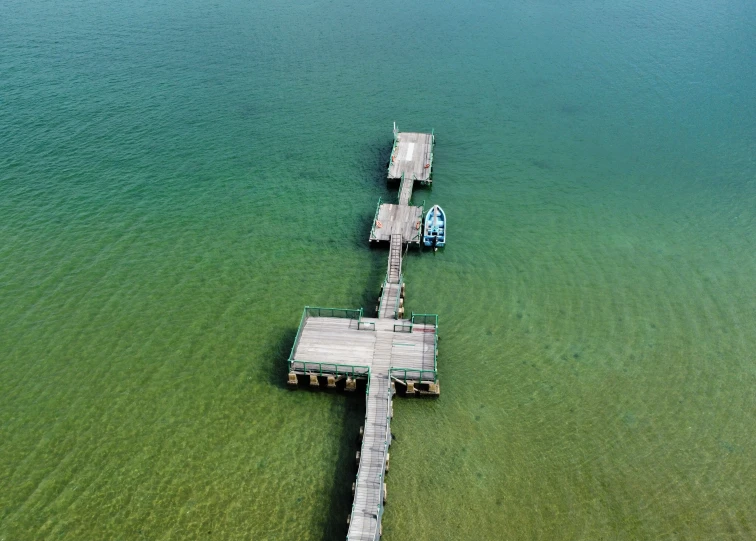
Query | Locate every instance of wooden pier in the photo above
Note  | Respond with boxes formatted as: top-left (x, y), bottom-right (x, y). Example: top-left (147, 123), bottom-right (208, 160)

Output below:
top-left (287, 124), bottom-right (439, 540)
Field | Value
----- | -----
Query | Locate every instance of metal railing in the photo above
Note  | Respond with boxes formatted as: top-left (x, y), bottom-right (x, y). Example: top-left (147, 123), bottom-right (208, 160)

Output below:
top-left (387, 134), bottom-right (399, 175)
top-left (290, 360), bottom-right (371, 378)
top-left (305, 306), bottom-right (362, 319)
top-left (357, 307), bottom-right (375, 330)
top-left (393, 322), bottom-right (413, 333)
top-left (288, 306), bottom-right (309, 363)
top-left (389, 367), bottom-right (437, 383)
top-left (410, 200), bottom-right (426, 243)
top-left (392, 274), bottom-right (404, 319)
top-left (369, 196), bottom-right (382, 239)
top-left (411, 313), bottom-right (438, 327)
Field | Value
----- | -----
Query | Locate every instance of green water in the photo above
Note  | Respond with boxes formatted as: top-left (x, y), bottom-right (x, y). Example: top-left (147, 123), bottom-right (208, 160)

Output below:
top-left (2, 0), bottom-right (755, 538)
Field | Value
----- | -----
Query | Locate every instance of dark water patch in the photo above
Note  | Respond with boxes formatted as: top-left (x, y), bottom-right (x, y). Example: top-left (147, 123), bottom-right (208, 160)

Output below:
top-left (558, 103), bottom-right (584, 115)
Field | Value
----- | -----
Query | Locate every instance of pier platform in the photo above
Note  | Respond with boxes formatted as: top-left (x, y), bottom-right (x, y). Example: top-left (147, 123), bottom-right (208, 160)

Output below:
top-left (369, 203), bottom-right (423, 244)
top-left (288, 309), bottom-right (439, 394)
top-left (387, 129), bottom-right (435, 183)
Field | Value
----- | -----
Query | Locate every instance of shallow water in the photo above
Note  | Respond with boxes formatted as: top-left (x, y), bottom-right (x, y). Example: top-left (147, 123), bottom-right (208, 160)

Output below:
top-left (1, 0), bottom-right (755, 538)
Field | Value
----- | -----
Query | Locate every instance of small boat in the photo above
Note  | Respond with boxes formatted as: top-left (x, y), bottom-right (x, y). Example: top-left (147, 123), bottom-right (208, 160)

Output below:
top-left (423, 205), bottom-right (446, 248)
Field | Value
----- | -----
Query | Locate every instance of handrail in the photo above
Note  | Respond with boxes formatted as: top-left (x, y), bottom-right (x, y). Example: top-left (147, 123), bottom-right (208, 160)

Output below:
top-left (369, 196), bottom-right (382, 239)
top-left (287, 306), bottom-right (310, 371)
top-left (387, 133), bottom-right (399, 175)
top-left (291, 360), bottom-right (371, 378)
top-left (377, 275), bottom-right (389, 316)
top-left (389, 367), bottom-right (437, 383)
top-left (411, 313), bottom-right (438, 327)
top-left (393, 322), bottom-right (413, 332)
top-left (305, 306), bottom-right (361, 319)
top-left (357, 306), bottom-right (375, 331)
top-left (410, 200), bottom-right (426, 242)
top-left (392, 273), bottom-right (404, 319)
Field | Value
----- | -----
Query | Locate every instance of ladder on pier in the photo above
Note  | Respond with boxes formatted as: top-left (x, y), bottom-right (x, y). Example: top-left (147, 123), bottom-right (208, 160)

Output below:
top-left (378, 235), bottom-right (403, 319)
top-left (388, 235), bottom-right (402, 283)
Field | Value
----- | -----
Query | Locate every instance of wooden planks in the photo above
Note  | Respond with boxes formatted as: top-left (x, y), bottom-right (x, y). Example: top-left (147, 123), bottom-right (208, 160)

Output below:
top-left (292, 317), bottom-right (376, 367)
top-left (398, 174), bottom-right (414, 205)
top-left (388, 132), bottom-right (434, 182)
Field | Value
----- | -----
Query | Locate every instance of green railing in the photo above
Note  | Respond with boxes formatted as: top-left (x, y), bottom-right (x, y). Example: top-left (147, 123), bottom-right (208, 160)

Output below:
top-left (392, 274), bottom-right (404, 319)
top-left (369, 196), bottom-right (382, 239)
top-left (288, 306), bottom-right (309, 363)
top-left (357, 309), bottom-right (375, 331)
top-left (377, 276), bottom-right (388, 317)
top-left (305, 306), bottom-right (361, 319)
top-left (290, 360), bottom-right (371, 378)
top-left (393, 322), bottom-right (413, 332)
top-left (409, 200), bottom-right (426, 243)
top-left (424, 129), bottom-right (435, 183)
top-left (389, 367), bottom-right (437, 383)
top-left (411, 313), bottom-right (438, 327)
top-left (387, 134), bottom-right (399, 175)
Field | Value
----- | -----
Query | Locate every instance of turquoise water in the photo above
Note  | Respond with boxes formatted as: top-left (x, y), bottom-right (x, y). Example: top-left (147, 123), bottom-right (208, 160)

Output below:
top-left (2, 0), bottom-right (756, 538)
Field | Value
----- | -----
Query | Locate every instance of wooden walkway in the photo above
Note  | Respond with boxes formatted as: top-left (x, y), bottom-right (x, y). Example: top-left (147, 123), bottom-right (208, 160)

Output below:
top-left (347, 325), bottom-right (393, 541)
top-left (398, 174), bottom-right (414, 205)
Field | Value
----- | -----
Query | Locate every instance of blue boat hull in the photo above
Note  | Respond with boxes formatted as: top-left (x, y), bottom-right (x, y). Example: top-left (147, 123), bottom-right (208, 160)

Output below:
top-left (423, 205), bottom-right (446, 247)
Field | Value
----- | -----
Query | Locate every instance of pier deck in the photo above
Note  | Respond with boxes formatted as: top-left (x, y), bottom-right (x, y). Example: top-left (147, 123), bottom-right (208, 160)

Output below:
top-left (388, 131), bottom-right (434, 183)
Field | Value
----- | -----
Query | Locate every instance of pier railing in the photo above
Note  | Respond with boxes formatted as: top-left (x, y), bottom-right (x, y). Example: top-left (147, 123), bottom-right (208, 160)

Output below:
top-left (411, 313), bottom-right (438, 327)
top-left (357, 309), bottom-right (375, 330)
top-left (387, 135), bottom-right (399, 175)
top-left (305, 307), bottom-right (361, 319)
top-left (393, 274), bottom-right (404, 319)
top-left (410, 200), bottom-right (426, 243)
top-left (369, 197), bottom-right (382, 240)
top-left (292, 361), bottom-right (371, 378)
top-left (390, 367), bottom-right (437, 383)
